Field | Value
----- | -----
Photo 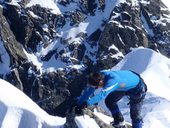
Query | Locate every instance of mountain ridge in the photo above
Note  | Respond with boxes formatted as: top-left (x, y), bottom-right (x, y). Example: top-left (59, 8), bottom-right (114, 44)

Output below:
top-left (1, 47), bottom-right (170, 127)
top-left (1, 0), bottom-right (170, 117)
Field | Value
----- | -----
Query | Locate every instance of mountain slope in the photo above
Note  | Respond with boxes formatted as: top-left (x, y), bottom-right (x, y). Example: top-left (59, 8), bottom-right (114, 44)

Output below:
top-left (1, 0), bottom-right (170, 117)
top-left (112, 47), bottom-right (170, 128)
top-left (0, 79), bottom-right (65, 128)
top-left (1, 47), bottom-right (170, 128)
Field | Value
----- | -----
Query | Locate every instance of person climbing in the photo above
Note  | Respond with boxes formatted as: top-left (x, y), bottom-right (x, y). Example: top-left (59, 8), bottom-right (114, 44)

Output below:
top-left (75, 70), bottom-right (147, 128)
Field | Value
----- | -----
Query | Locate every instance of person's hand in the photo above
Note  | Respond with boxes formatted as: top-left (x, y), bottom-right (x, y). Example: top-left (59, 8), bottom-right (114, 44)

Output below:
top-left (74, 102), bottom-right (88, 115)
top-left (69, 98), bottom-right (79, 113)
top-left (80, 101), bottom-right (88, 109)
top-left (74, 105), bottom-right (83, 115)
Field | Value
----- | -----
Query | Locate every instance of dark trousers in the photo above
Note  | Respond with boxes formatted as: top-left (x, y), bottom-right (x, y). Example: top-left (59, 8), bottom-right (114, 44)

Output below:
top-left (105, 80), bottom-right (147, 125)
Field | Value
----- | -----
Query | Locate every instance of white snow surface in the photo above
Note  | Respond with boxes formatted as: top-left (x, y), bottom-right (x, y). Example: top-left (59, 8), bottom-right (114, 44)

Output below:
top-left (0, 40), bottom-right (10, 74)
top-left (161, 0), bottom-right (170, 10)
top-left (1, 47), bottom-right (170, 128)
top-left (0, 79), bottom-right (66, 128)
top-left (10, 0), bottom-right (61, 14)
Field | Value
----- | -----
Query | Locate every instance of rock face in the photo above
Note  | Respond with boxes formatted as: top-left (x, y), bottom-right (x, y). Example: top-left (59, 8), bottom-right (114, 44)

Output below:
top-left (0, 0), bottom-right (170, 118)
top-left (97, 1), bottom-right (148, 69)
top-left (0, 6), bottom-right (27, 62)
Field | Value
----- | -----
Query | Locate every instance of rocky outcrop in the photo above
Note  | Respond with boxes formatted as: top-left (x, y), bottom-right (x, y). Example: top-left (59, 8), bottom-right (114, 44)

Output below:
top-left (0, 6), bottom-right (27, 63)
top-left (3, 3), bottom-right (59, 52)
top-left (96, 1), bottom-right (149, 69)
top-left (140, 0), bottom-right (170, 56)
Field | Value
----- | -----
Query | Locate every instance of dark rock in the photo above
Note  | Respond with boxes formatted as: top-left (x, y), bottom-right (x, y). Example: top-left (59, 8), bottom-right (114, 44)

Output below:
top-left (70, 10), bottom-right (85, 25)
top-left (0, 6), bottom-right (27, 63)
top-left (88, 29), bottom-right (101, 42)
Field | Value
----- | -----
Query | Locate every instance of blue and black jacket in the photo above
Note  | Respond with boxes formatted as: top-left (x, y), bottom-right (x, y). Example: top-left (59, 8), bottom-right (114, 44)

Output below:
top-left (77, 70), bottom-right (140, 106)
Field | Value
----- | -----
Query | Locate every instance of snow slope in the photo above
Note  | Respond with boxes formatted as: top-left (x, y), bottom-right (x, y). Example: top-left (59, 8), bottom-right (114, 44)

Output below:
top-left (113, 47), bottom-right (170, 100)
top-left (0, 79), bottom-right (65, 128)
top-left (161, 0), bottom-right (170, 10)
top-left (1, 47), bottom-right (170, 128)
top-left (9, 0), bottom-right (61, 14)
top-left (0, 40), bottom-right (10, 74)
top-left (112, 47), bottom-right (170, 128)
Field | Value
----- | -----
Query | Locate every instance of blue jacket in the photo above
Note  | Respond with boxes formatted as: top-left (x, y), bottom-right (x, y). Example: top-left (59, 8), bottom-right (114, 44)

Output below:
top-left (77, 70), bottom-right (140, 106)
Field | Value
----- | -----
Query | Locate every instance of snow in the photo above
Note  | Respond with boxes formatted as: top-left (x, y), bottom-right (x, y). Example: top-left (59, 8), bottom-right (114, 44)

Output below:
top-left (24, 0), bottom-right (122, 73)
top-left (112, 47), bottom-right (170, 128)
top-left (75, 115), bottom-right (100, 128)
top-left (161, 0), bottom-right (170, 10)
top-left (140, 0), bottom-right (170, 40)
top-left (141, 12), bottom-right (154, 37)
top-left (113, 47), bottom-right (170, 100)
top-left (0, 40), bottom-right (10, 74)
top-left (57, 0), bottom-right (120, 44)
top-left (0, 79), bottom-right (66, 128)
top-left (10, 0), bottom-right (61, 14)
top-left (1, 47), bottom-right (170, 128)
top-left (93, 109), bottom-right (113, 125)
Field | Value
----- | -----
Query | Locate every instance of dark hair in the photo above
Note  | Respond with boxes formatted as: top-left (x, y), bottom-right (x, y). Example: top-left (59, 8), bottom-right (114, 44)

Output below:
top-left (88, 72), bottom-right (104, 86)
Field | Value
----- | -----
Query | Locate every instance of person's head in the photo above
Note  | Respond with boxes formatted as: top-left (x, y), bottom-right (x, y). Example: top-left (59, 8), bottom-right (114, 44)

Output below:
top-left (87, 72), bottom-right (104, 88)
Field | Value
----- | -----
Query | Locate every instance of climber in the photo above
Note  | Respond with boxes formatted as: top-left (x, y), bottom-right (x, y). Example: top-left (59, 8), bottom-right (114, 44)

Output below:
top-left (74, 70), bottom-right (147, 128)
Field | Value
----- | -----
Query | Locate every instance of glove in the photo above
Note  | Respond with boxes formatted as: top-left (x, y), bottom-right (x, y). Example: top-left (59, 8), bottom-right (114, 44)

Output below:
top-left (74, 102), bottom-right (88, 115)
top-left (80, 101), bottom-right (88, 109)
top-left (69, 99), bottom-right (79, 113)
top-left (74, 105), bottom-right (83, 115)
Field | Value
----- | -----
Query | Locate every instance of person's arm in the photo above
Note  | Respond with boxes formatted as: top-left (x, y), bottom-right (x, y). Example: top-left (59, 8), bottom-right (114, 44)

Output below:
top-left (86, 80), bottom-right (119, 106)
top-left (77, 86), bottom-right (96, 105)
